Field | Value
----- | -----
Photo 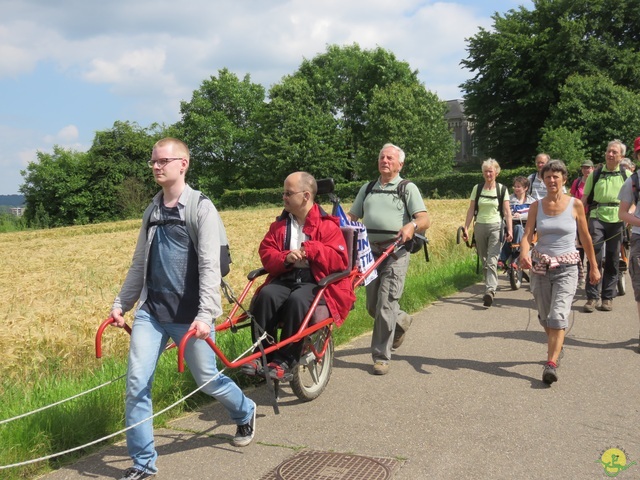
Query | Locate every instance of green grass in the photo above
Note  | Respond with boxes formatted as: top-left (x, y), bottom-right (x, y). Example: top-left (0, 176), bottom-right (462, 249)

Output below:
top-left (0, 243), bottom-right (480, 479)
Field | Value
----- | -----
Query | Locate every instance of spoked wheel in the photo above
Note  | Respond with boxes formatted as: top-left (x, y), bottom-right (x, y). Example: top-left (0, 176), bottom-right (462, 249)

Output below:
top-left (618, 272), bottom-right (626, 296)
top-left (509, 265), bottom-right (523, 290)
top-left (290, 327), bottom-right (334, 402)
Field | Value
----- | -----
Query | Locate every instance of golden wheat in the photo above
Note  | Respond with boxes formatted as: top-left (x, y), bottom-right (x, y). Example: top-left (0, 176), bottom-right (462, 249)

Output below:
top-left (0, 199), bottom-right (468, 381)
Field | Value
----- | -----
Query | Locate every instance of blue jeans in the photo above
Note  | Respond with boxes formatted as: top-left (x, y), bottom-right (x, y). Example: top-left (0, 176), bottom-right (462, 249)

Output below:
top-left (125, 310), bottom-right (254, 474)
top-left (499, 224), bottom-right (524, 263)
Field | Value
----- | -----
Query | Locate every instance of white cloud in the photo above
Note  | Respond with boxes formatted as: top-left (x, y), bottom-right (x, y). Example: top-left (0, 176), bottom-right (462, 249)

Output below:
top-left (0, 0), bottom-right (533, 194)
top-left (55, 125), bottom-right (80, 143)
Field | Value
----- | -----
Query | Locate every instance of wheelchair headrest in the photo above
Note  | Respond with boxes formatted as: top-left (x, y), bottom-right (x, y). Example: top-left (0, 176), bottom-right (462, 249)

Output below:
top-left (316, 178), bottom-right (335, 196)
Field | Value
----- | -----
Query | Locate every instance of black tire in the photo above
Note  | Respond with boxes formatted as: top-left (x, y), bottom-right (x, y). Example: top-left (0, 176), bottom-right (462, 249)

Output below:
top-left (290, 327), bottom-right (334, 402)
top-left (509, 266), bottom-right (523, 290)
top-left (618, 272), bottom-right (626, 296)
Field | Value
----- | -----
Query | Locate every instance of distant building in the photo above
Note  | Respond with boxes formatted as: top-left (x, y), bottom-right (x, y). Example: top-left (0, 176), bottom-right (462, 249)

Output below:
top-left (445, 99), bottom-right (476, 165)
top-left (11, 207), bottom-right (25, 217)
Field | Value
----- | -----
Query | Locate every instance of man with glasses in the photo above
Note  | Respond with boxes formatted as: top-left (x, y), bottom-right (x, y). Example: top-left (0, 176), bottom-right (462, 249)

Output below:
top-left (242, 171), bottom-right (355, 381)
top-left (110, 138), bottom-right (256, 480)
top-left (348, 143), bottom-right (430, 375)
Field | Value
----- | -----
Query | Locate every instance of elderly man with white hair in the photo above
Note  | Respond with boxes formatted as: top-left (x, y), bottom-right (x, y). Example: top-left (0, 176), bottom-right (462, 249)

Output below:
top-left (348, 143), bottom-right (430, 375)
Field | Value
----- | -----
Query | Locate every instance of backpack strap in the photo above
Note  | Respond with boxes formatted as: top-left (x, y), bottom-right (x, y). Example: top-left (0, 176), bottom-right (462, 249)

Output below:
top-left (474, 183), bottom-right (506, 219)
top-left (632, 171), bottom-right (640, 205)
top-left (473, 182), bottom-right (483, 218)
top-left (585, 166), bottom-right (602, 209)
top-left (184, 188), bottom-right (201, 250)
top-left (364, 179), bottom-right (413, 219)
top-left (527, 173), bottom-right (537, 195)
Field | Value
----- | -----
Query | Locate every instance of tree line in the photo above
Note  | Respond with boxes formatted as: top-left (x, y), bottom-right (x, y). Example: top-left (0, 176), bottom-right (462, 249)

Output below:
top-left (20, 44), bottom-right (456, 228)
top-left (462, 0), bottom-right (640, 168)
top-left (20, 0), bottom-right (640, 228)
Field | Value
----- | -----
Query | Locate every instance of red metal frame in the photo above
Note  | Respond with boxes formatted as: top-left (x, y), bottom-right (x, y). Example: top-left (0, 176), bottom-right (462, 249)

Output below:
top-left (95, 239), bottom-right (403, 372)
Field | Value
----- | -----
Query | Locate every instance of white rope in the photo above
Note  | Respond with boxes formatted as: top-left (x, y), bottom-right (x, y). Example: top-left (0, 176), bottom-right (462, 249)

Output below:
top-left (0, 343), bottom-right (176, 426)
top-left (0, 374), bottom-right (126, 426)
top-left (0, 336), bottom-right (264, 470)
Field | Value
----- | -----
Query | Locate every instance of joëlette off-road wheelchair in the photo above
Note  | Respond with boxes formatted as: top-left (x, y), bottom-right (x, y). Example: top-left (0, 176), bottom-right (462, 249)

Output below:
top-left (96, 179), bottom-right (406, 404)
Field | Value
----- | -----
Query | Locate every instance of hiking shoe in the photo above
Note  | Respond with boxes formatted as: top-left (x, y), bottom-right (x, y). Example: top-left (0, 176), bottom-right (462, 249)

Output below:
top-left (542, 363), bottom-right (558, 385)
top-left (266, 359), bottom-right (292, 381)
top-left (483, 292), bottom-right (494, 307)
top-left (597, 299), bottom-right (613, 312)
top-left (119, 468), bottom-right (155, 480)
top-left (583, 299), bottom-right (598, 313)
top-left (392, 325), bottom-right (406, 351)
top-left (233, 400), bottom-right (256, 447)
top-left (373, 361), bottom-right (389, 375)
top-left (240, 359), bottom-right (263, 377)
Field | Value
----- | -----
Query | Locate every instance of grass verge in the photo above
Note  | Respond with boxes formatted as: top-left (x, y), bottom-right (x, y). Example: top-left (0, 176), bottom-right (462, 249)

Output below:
top-left (0, 242), bottom-right (479, 479)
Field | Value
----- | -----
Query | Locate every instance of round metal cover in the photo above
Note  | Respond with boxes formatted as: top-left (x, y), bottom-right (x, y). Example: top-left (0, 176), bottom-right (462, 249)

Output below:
top-left (275, 451), bottom-right (392, 480)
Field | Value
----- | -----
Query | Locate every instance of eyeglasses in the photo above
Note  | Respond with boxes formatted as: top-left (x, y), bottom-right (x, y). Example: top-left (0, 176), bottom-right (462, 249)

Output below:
top-left (282, 191), bottom-right (304, 198)
top-left (147, 157), bottom-right (182, 168)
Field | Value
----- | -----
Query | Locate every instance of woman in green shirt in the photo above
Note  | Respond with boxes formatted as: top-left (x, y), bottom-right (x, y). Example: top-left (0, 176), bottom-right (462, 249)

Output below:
top-left (462, 159), bottom-right (513, 307)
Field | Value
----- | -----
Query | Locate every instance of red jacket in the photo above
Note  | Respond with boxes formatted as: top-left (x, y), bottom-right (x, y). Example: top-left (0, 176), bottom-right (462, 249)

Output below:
top-left (258, 203), bottom-right (356, 326)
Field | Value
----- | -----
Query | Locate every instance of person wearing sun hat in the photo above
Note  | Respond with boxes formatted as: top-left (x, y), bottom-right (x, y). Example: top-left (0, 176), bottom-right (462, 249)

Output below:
top-left (570, 160), bottom-right (595, 202)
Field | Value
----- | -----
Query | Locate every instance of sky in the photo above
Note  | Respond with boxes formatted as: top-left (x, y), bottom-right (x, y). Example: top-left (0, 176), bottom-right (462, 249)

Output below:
top-left (0, 0), bottom-right (533, 195)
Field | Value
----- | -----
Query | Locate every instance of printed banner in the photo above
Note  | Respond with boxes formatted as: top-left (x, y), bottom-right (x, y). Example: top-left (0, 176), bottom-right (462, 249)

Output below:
top-left (335, 204), bottom-right (377, 286)
top-left (512, 203), bottom-right (530, 215)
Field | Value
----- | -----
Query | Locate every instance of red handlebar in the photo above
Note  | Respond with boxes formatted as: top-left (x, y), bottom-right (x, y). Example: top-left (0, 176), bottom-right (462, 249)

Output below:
top-left (95, 317), bottom-right (131, 358)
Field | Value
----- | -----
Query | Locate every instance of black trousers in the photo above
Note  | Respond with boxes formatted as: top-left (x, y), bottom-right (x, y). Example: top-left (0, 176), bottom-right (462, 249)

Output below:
top-left (251, 269), bottom-right (318, 363)
top-left (586, 218), bottom-right (623, 300)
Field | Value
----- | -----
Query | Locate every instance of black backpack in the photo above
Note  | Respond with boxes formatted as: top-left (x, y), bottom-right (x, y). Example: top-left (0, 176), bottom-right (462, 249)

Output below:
top-left (363, 179), bottom-right (428, 256)
top-left (473, 183), bottom-right (507, 220)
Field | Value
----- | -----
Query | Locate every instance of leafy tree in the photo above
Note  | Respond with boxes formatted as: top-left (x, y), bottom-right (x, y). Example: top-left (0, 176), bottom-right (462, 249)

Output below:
top-left (177, 68), bottom-right (265, 196)
top-left (87, 121), bottom-right (163, 221)
top-left (542, 74), bottom-right (640, 163)
top-left (257, 75), bottom-right (350, 185)
top-left (20, 147), bottom-right (92, 227)
top-left (266, 43), bottom-right (454, 182)
top-left (537, 125), bottom-right (588, 175)
top-left (461, 0), bottom-right (640, 166)
top-left (360, 83), bottom-right (456, 180)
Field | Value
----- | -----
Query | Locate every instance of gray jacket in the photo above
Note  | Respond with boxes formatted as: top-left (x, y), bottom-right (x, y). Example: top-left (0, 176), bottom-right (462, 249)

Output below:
top-left (112, 184), bottom-right (222, 327)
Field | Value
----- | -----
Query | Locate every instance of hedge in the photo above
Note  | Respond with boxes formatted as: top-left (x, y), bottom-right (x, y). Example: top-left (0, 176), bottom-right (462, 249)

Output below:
top-left (216, 167), bottom-right (534, 209)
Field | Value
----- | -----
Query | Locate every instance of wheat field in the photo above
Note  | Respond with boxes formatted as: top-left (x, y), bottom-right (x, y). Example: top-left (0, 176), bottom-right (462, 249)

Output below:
top-left (0, 199), bottom-right (468, 382)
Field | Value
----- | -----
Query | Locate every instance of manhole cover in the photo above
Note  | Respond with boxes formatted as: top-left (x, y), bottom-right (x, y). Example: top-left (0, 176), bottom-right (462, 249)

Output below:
top-left (274, 451), bottom-right (393, 480)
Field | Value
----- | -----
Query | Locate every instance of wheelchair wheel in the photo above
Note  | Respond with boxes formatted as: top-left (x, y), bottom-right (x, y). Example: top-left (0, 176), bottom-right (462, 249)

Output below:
top-left (509, 265), bottom-right (523, 290)
top-left (618, 272), bottom-right (626, 296)
top-left (291, 327), bottom-right (334, 402)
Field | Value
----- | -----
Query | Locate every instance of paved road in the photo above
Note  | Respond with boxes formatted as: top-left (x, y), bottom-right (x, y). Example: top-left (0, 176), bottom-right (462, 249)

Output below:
top-left (40, 274), bottom-right (640, 479)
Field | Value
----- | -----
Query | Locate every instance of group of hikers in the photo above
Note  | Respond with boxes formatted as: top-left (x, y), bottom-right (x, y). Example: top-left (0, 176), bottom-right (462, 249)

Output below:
top-left (462, 138), bottom-right (640, 386)
top-left (105, 135), bottom-right (640, 479)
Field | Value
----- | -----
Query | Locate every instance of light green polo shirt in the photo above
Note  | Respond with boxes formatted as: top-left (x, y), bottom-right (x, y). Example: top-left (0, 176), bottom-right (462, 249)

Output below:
top-left (583, 165), bottom-right (627, 223)
top-left (350, 175), bottom-right (427, 243)
top-left (470, 184), bottom-right (509, 224)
